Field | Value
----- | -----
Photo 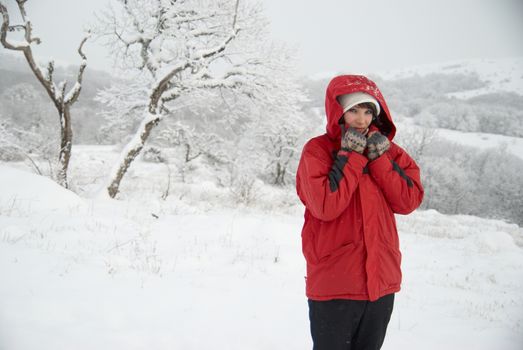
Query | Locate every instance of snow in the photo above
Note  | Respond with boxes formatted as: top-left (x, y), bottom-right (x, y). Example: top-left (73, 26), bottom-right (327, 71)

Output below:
top-left (0, 165), bottom-right (83, 213)
top-left (64, 81), bottom-right (82, 104)
top-left (378, 57), bottom-right (523, 97)
top-left (1, 163), bottom-right (522, 349)
top-left (395, 119), bottom-right (523, 160)
top-left (435, 128), bottom-right (523, 160)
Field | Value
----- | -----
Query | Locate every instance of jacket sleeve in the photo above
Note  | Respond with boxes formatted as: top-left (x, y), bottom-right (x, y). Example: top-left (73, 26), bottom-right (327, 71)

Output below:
top-left (297, 140), bottom-right (368, 221)
top-left (367, 143), bottom-right (424, 214)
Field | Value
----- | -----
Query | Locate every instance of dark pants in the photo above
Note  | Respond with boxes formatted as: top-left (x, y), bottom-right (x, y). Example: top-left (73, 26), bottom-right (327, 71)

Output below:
top-left (308, 294), bottom-right (394, 350)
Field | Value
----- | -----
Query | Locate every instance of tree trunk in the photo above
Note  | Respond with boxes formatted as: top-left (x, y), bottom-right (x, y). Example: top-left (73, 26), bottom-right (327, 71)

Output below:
top-left (274, 162), bottom-right (286, 186)
top-left (56, 106), bottom-right (73, 188)
top-left (106, 112), bottom-right (161, 198)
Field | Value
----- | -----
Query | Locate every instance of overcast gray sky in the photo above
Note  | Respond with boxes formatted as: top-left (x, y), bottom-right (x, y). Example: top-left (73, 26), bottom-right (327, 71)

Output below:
top-left (3, 0), bottom-right (523, 75)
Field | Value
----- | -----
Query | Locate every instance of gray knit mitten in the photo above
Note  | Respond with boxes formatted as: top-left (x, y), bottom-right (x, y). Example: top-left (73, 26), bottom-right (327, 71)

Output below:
top-left (341, 127), bottom-right (367, 154)
top-left (366, 132), bottom-right (390, 160)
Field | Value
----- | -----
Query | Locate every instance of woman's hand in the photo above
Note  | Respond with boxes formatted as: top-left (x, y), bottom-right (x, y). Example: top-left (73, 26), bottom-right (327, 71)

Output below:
top-left (341, 127), bottom-right (367, 154)
top-left (366, 132), bottom-right (390, 160)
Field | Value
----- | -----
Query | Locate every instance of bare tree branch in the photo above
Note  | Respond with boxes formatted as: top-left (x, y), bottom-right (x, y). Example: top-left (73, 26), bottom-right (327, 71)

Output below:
top-left (0, 2), bottom-right (28, 50)
top-left (64, 32), bottom-right (90, 105)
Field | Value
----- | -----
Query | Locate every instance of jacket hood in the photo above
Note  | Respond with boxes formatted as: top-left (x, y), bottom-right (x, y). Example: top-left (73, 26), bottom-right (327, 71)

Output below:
top-left (325, 75), bottom-right (396, 141)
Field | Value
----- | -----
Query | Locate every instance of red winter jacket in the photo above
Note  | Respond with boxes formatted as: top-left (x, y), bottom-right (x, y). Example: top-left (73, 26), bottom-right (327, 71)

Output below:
top-left (296, 75), bottom-right (424, 302)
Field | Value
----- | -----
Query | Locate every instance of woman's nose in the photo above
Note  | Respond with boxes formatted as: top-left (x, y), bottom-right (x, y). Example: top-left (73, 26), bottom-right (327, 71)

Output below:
top-left (356, 111), bottom-right (366, 120)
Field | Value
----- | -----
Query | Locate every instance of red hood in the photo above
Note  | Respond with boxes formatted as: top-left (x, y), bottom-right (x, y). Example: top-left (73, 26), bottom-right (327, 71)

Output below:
top-left (325, 75), bottom-right (396, 141)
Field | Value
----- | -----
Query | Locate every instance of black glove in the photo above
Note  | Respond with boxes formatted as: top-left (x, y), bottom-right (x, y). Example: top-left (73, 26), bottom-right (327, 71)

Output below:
top-left (366, 132), bottom-right (390, 160)
top-left (341, 127), bottom-right (367, 154)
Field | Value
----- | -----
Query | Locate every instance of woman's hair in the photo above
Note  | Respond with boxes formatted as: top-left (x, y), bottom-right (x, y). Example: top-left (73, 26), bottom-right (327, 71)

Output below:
top-left (354, 102), bottom-right (378, 117)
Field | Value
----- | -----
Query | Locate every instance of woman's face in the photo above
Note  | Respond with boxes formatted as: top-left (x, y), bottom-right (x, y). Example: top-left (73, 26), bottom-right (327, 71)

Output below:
top-left (343, 104), bottom-right (374, 134)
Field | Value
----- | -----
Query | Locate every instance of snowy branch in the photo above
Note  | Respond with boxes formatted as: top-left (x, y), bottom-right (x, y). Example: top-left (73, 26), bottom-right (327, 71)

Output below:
top-left (0, 2), bottom-right (29, 50)
top-left (64, 32), bottom-right (90, 105)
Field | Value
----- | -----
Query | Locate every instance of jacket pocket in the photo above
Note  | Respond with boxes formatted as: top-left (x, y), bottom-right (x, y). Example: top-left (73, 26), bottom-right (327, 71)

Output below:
top-left (319, 241), bottom-right (355, 263)
top-left (302, 226), bottom-right (355, 265)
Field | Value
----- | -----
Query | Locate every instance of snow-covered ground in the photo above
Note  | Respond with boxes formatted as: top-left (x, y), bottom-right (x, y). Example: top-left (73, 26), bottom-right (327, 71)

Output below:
top-left (1, 162), bottom-right (522, 350)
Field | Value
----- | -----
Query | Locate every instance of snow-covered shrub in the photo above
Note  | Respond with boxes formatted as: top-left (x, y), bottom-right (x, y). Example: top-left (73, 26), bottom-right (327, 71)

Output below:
top-left (413, 93), bottom-right (523, 137)
top-left (469, 93), bottom-right (523, 137)
top-left (142, 146), bottom-right (165, 163)
top-left (0, 122), bottom-right (25, 162)
top-left (229, 175), bottom-right (260, 206)
top-left (417, 101), bottom-right (480, 132)
top-left (394, 126), bottom-right (437, 162)
top-left (416, 138), bottom-right (523, 225)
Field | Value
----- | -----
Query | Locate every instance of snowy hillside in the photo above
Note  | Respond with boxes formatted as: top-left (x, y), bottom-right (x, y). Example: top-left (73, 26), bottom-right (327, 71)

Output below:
top-left (378, 57), bottom-right (523, 98)
top-left (395, 118), bottom-right (523, 161)
top-left (436, 127), bottom-right (523, 160)
top-left (1, 165), bottom-right (522, 349)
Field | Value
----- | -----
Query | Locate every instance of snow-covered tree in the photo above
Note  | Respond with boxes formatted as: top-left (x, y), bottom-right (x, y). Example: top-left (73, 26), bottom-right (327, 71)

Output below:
top-left (410, 135), bottom-right (523, 225)
top-left (417, 101), bottom-right (480, 132)
top-left (95, 79), bottom-right (149, 145)
top-left (0, 0), bottom-right (89, 188)
top-left (248, 77), bottom-right (309, 186)
top-left (394, 126), bottom-right (437, 165)
top-left (93, 0), bottom-right (303, 198)
top-left (157, 120), bottom-right (230, 181)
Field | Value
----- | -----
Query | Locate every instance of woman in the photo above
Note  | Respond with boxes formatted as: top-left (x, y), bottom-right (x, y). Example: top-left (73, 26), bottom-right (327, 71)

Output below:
top-left (296, 75), bottom-right (424, 350)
